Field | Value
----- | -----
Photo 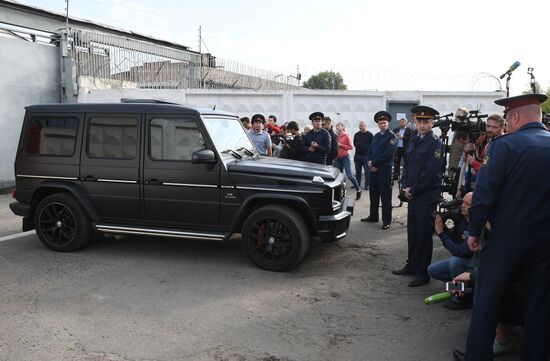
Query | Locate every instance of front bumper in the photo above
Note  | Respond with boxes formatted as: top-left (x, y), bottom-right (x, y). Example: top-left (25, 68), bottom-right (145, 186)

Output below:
top-left (317, 196), bottom-right (354, 242)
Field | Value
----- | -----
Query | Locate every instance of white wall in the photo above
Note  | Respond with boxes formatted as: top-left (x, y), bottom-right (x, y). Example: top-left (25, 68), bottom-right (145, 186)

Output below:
top-left (80, 88), bottom-right (505, 133)
top-left (0, 37), bottom-right (60, 188)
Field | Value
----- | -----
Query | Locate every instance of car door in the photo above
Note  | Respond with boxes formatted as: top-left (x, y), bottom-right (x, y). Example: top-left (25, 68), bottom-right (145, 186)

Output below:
top-left (142, 114), bottom-right (220, 227)
top-left (79, 113), bottom-right (141, 221)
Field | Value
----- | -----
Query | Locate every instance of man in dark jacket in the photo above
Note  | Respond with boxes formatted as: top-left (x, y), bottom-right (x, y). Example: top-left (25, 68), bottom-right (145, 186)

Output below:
top-left (302, 112), bottom-right (330, 165)
top-left (360, 111), bottom-right (397, 230)
top-left (452, 93), bottom-right (550, 361)
top-left (354, 121), bottom-right (374, 190)
top-left (393, 117), bottom-right (412, 181)
top-left (322, 116), bottom-right (339, 166)
top-left (393, 105), bottom-right (445, 287)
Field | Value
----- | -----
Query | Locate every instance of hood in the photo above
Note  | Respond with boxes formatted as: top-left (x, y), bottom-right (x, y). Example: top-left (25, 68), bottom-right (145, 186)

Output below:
top-left (228, 157), bottom-right (339, 181)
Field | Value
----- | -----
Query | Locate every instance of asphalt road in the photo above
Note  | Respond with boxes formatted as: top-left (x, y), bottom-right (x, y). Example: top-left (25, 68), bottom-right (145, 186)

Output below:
top-left (0, 188), bottom-right (522, 361)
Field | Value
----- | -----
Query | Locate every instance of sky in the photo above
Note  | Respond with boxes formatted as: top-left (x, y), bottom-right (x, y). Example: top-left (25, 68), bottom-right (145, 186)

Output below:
top-left (15, 0), bottom-right (550, 94)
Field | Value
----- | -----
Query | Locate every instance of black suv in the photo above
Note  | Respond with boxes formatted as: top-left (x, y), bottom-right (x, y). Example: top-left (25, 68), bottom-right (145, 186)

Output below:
top-left (10, 101), bottom-right (353, 271)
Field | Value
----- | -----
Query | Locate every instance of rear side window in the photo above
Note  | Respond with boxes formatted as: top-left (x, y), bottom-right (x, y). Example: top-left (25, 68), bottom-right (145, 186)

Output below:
top-left (24, 116), bottom-right (78, 156)
top-left (150, 118), bottom-right (205, 161)
top-left (87, 117), bottom-right (138, 159)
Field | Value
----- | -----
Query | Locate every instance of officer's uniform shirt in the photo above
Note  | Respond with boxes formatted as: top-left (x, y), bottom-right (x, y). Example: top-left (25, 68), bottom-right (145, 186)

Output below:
top-left (302, 128), bottom-right (331, 164)
top-left (367, 130), bottom-right (397, 168)
top-left (249, 130), bottom-right (272, 156)
top-left (402, 130), bottom-right (445, 198)
top-left (468, 122), bottom-right (550, 239)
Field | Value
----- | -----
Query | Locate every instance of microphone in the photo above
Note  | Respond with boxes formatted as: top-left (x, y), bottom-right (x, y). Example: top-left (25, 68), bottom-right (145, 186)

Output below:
top-left (499, 61), bottom-right (521, 79)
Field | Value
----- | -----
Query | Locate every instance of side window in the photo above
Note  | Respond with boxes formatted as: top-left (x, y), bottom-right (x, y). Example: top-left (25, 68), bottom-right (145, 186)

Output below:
top-left (24, 116), bottom-right (78, 156)
top-left (87, 117), bottom-right (138, 159)
top-left (150, 118), bottom-right (205, 161)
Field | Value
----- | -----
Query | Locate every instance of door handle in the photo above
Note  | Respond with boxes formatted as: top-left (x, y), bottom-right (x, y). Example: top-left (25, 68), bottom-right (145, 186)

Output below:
top-left (147, 178), bottom-right (162, 185)
top-left (83, 175), bottom-right (97, 181)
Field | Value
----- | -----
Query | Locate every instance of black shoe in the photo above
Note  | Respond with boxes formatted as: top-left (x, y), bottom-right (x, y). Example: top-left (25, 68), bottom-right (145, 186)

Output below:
top-left (392, 266), bottom-right (414, 276)
top-left (364, 186), bottom-right (369, 190)
top-left (443, 299), bottom-right (472, 310)
top-left (355, 191), bottom-right (362, 200)
top-left (381, 224), bottom-right (390, 230)
top-left (453, 349), bottom-right (465, 361)
top-left (408, 277), bottom-right (430, 287)
top-left (360, 216), bottom-right (378, 223)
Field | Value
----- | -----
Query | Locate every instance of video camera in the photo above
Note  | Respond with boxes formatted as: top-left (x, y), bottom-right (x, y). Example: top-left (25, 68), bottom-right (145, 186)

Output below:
top-left (432, 198), bottom-right (463, 231)
top-left (433, 110), bottom-right (488, 142)
top-left (271, 133), bottom-right (294, 145)
top-left (543, 113), bottom-right (550, 127)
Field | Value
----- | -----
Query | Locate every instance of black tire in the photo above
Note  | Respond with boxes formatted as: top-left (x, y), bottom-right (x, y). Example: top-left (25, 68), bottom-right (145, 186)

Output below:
top-left (241, 204), bottom-right (309, 271)
top-left (34, 193), bottom-right (92, 252)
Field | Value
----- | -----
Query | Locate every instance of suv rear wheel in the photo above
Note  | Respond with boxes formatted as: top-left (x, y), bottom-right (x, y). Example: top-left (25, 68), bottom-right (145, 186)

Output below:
top-left (241, 204), bottom-right (309, 271)
top-left (34, 193), bottom-right (92, 252)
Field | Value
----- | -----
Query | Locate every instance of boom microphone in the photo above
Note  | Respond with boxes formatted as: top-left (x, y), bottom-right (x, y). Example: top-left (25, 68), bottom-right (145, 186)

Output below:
top-left (499, 61), bottom-right (521, 79)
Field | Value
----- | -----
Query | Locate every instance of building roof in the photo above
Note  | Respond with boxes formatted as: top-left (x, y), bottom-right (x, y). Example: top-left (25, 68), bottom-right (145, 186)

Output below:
top-left (0, 0), bottom-right (198, 54)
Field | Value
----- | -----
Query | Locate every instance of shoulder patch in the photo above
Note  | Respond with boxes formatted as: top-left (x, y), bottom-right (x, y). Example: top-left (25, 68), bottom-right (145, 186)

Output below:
top-left (434, 148), bottom-right (442, 159)
top-left (482, 153), bottom-right (490, 167)
top-left (431, 133), bottom-right (439, 140)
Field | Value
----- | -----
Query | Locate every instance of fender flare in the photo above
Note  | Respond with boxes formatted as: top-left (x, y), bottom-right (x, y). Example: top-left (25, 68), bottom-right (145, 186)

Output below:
top-left (229, 193), bottom-right (317, 234)
top-left (30, 181), bottom-right (100, 221)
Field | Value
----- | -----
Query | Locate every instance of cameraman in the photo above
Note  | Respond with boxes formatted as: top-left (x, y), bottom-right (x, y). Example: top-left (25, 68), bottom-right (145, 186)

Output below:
top-left (427, 192), bottom-right (474, 309)
top-left (456, 114), bottom-right (504, 198)
top-left (279, 121), bottom-right (303, 160)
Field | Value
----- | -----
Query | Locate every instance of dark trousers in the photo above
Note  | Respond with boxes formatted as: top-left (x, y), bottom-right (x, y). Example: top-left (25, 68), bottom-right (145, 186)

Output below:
top-left (368, 166), bottom-right (392, 225)
top-left (406, 194), bottom-right (437, 279)
top-left (354, 154), bottom-right (370, 189)
top-left (465, 236), bottom-right (550, 361)
top-left (393, 147), bottom-right (405, 180)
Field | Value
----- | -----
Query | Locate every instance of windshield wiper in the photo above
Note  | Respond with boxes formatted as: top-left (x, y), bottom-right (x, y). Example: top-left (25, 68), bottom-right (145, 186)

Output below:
top-left (236, 147), bottom-right (255, 156)
top-left (221, 149), bottom-right (242, 159)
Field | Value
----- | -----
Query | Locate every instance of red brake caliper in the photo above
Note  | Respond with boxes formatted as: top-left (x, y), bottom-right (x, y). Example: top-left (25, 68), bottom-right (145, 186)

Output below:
top-left (257, 224), bottom-right (265, 247)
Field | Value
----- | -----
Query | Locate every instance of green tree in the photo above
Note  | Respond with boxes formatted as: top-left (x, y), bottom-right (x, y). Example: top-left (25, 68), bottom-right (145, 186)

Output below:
top-left (302, 71), bottom-right (347, 90)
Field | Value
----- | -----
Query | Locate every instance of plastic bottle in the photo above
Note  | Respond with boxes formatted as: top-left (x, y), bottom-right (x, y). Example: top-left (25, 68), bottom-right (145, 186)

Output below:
top-left (424, 291), bottom-right (452, 305)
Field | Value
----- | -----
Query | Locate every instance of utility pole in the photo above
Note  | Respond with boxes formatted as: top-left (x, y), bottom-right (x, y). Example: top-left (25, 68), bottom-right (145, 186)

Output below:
top-left (65, 0), bottom-right (69, 34)
top-left (201, 25), bottom-right (202, 54)
top-left (198, 26), bottom-right (202, 88)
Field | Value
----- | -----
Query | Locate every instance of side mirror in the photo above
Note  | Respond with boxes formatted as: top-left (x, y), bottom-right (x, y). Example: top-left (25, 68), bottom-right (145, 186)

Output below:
top-left (191, 149), bottom-right (217, 164)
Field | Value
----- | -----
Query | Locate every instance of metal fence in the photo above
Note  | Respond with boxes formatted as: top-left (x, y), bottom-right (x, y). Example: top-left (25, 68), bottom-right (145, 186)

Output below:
top-left (67, 28), bottom-right (299, 90)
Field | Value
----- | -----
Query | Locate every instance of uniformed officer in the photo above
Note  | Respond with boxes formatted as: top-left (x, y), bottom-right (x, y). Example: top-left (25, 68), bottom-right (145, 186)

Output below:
top-left (360, 111), bottom-right (397, 229)
top-left (393, 106), bottom-right (445, 287)
top-left (302, 112), bottom-right (331, 164)
top-left (453, 93), bottom-right (550, 361)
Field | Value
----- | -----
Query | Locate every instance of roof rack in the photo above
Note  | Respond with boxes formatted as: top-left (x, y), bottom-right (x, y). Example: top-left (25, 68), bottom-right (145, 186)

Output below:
top-left (120, 98), bottom-right (179, 105)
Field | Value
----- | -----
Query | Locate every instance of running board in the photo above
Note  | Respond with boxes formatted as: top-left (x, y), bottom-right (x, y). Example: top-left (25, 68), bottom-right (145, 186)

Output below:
top-left (95, 224), bottom-right (226, 241)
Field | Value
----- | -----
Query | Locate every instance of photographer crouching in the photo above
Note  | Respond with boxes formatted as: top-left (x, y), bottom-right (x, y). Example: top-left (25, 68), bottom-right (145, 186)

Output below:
top-left (427, 192), bottom-right (473, 309)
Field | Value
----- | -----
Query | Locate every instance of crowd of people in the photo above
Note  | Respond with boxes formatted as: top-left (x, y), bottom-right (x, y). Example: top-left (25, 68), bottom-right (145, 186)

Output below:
top-left (240, 111), bottom-right (380, 201)
top-left (240, 92), bottom-right (550, 360)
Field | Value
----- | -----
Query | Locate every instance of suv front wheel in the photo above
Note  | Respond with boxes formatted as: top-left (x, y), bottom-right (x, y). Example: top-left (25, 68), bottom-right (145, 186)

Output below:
top-left (34, 193), bottom-right (92, 252)
top-left (241, 204), bottom-right (309, 271)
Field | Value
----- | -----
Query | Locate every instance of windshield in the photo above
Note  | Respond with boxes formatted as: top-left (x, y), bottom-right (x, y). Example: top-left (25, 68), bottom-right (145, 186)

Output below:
top-left (202, 116), bottom-right (255, 153)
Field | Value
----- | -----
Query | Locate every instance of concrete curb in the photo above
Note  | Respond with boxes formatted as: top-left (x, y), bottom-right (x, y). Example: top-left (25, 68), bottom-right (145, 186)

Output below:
top-left (0, 230), bottom-right (35, 243)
